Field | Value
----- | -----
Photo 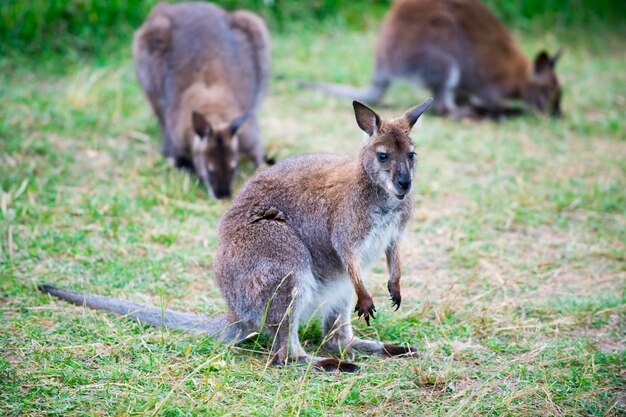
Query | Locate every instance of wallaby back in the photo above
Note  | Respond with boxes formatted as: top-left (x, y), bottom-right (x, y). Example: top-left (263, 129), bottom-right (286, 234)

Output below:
top-left (307, 0), bottom-right (562, 118)
top-left (133, 2), bottom-right (271, 198)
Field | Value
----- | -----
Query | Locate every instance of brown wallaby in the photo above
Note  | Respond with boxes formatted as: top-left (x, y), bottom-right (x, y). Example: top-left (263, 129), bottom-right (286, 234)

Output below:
top-left (305, 0), bottom-right (562, 118)
top-left (133, 2), bottom-right (271, 199)
top-left (39, 98), bottom-right (433, 372)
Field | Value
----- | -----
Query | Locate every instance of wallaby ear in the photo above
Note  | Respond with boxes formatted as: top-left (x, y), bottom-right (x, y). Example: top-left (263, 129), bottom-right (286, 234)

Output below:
top-left (229, 113), bottom-right (249, 136)
top-left (403, 97), bottom-right (433, 129)
top-left (534, 50), bottom-right (553, 74)
top-left (143, 15), bottom-right (172, 54)
top-left (353, 101), bottom-right (381, 136)
top-left (192, 112), bottom-right (211, 139)
top-left (551, 48), bottom-right (564, 66)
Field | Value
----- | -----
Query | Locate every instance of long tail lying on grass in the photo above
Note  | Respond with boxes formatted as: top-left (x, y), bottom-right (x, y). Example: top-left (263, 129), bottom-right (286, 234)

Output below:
top-left (37, 284), bottom-right (247, 343)
top-left (299, 76), bottom-right (390, 104)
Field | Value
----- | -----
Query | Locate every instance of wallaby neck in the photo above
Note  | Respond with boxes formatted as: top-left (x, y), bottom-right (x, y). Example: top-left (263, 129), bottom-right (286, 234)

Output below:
top-left (171, 83), bottom-right (244, 144)
top-left (508, 55), bottom-right (534, 101)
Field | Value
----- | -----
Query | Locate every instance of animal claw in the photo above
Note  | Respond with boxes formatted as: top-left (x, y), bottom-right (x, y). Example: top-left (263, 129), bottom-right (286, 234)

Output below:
top-left (355, 299), bottom-right (377, 326)
top-left (389, 293), bottom-right (401, 310)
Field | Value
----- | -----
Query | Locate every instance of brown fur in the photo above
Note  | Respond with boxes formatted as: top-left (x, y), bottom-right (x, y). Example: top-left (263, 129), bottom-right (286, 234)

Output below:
top-left (307, 0), bottom-right (562, 118)
top-left (133, 2), bottom-right (271, 198)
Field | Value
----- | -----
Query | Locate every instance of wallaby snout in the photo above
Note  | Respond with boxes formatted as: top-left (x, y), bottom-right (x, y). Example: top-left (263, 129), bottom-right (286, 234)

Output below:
top-left (191, 111), bottom-right (248, 199)
top-left (528, 50), bottom-right (563, 118)
top-left (395, 175), bottom-right (411, 192)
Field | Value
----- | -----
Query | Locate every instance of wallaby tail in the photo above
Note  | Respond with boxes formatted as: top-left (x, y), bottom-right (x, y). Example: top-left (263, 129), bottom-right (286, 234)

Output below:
top-left (38, 284), bottom-right (247, 344)
top-left (300, 74), bottom-right (390, 104)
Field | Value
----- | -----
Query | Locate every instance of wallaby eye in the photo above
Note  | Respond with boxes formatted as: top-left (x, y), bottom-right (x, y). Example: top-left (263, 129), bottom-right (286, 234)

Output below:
top-left (408, 151), bottom-right (416, 160)
top-left (376, 152), bottom-right (389, 162)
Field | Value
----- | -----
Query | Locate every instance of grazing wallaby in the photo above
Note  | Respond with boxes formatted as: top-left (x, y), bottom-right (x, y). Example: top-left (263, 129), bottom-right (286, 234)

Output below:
top-left (39, 98), bottom-right (433, 372)
top-left (306, 0), bottom-right (562, 118)
top-left (133, 2), bottom-right (271, 198)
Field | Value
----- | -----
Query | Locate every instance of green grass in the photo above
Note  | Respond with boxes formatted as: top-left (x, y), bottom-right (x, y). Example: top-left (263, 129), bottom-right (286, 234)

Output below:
top-left (2, 0), bottom-right (625, 53)
top-left (1, 10), bottom-right (625, 417)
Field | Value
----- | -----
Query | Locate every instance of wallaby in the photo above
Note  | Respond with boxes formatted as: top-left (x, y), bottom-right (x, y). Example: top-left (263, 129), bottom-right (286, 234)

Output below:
top-left (133, 2), bottom-right (271, 199)
top-left (305, 0), bottom-right (562, 118)
top-left (39, 98), bottom-right (433, 372)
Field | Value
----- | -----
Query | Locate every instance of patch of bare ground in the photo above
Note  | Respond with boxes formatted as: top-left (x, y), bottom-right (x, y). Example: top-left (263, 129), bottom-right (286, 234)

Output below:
top-left (571, 313), bottom-right (625, 354)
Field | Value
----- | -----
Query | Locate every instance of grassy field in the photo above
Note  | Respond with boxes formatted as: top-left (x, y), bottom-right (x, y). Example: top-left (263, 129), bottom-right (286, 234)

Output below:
top-left (1, 8), bottom-right (625, 417)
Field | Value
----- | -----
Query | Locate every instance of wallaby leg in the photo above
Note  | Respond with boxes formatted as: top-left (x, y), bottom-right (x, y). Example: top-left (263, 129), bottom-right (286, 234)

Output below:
top-left (322, 304), bottom-right (356, 354)
top-left (267, 288), bottom-right (360, 373)
top-left (323, 303), bottom-right (418, 358)
top-left (237, 115), bottom-right (265, 167)
top-left (161, 127), bottom-right (177, 160)
top-left (428, 64), bottom-right (460, 117)
top-left (385, 243), bottom-right (402, 310)
top-left (173, 156), bottom-right (195, 172)
top-left (468, 87), bottom-right (515, 120)
top-left (401, 48), bottom-right (461, 117)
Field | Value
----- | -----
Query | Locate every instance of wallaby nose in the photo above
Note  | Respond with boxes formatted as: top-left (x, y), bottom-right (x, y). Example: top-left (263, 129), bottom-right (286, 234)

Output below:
top-left (214, 189), bottom-right (231, 199)
top-left (396, 176), bottom-right (411, 191)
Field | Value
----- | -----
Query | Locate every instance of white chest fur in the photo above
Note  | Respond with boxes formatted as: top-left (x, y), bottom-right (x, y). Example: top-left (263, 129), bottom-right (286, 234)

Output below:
top-left (356, 208), bottom-right (404, 268)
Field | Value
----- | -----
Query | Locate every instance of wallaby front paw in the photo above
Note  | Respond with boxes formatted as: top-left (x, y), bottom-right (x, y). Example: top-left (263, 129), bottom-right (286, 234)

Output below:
top-left (387, 281), bottom-right (401, 310)
top-left (354, 297), bottom-right (376, 326)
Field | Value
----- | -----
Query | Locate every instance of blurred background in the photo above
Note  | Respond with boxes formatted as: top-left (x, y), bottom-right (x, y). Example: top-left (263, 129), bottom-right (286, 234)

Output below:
top-left (1, 0), bottom-right (625, 55)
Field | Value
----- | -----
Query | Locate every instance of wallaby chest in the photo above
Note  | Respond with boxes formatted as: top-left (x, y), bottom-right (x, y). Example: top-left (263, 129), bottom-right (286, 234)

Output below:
top-left (356, 205), bottom-right (406, 268)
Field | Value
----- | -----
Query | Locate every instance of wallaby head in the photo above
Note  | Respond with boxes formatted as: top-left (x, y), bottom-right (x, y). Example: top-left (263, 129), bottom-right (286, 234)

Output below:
top-left (191, 111), bottom-right (249, 199)
top-left (527, 50), bottom-right (563, 117)
top-left (354, 97), bottom-right (433, 201)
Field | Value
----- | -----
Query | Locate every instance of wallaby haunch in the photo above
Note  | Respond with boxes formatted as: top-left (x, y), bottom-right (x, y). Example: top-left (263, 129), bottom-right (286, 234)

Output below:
top-left (306, 0), bottom-right (562, 118)
top-left (133, 2), bottom-right (271, 198)
top-left (39, 98), bottom-right (433, 372)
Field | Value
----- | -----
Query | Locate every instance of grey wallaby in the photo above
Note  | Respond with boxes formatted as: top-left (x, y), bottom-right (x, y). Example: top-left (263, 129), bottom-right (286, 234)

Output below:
top-left (133, 2), bottom-right (271, 199)
top-left (39, 98), bottom-right (433, 372)
top-left (304, 0), bottom-right (562, 118)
